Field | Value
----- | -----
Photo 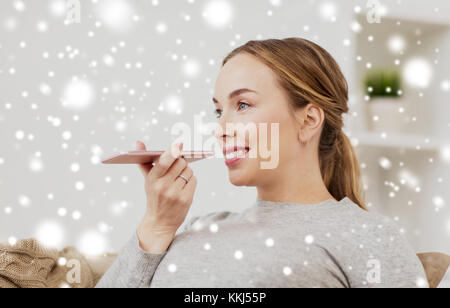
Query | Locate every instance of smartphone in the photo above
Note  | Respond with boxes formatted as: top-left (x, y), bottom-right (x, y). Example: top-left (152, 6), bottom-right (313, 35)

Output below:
top-left (102, 150), bottom-right (215, 164)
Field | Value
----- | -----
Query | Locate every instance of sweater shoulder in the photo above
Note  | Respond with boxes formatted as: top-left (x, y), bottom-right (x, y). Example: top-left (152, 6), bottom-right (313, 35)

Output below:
top-left (323, 199), bottom-right (408, 245)
top-left (338, 198), bottom-right (398, 229)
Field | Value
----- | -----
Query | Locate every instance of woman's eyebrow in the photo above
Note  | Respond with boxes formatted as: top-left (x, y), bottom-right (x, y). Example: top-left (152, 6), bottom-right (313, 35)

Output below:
top-left (213, 88), bottom-right (258, 105)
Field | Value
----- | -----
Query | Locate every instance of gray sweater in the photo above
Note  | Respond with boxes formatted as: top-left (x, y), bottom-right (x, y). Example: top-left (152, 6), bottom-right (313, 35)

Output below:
top-left (96, 197), bottom-right (429, 288)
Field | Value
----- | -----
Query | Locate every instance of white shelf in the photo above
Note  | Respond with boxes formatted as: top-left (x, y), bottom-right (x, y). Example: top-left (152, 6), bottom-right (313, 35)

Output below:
top-left (348, 131), bottom-right (446, 152)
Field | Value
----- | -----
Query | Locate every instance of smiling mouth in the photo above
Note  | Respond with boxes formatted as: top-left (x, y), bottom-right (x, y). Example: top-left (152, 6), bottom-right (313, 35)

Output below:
top-left (224, 147), bottom-right (250, 160)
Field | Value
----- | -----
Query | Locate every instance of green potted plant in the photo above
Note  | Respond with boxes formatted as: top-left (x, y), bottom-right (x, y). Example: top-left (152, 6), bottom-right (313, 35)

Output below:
top-left (364, 68), bottom-right (405, 132)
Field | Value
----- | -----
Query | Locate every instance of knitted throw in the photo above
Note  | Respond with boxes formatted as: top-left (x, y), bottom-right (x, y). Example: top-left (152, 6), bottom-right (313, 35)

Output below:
top-left (0, 238), bottom-right (115, 288)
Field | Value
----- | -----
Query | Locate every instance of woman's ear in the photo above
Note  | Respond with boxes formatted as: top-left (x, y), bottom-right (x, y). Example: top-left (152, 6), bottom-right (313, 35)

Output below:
top-left (297, 103), bottom-right (324, 144)
top-left (294, 108), bottom-right (307, 145)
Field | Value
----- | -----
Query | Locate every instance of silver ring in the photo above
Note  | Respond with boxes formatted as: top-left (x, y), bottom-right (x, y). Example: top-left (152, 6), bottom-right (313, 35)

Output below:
top-left (178, 174), bottom-right (189, 184)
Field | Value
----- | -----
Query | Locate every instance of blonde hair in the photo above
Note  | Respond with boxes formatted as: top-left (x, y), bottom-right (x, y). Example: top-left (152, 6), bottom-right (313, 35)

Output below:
top-left (222, 37), bottom-right (367, 210)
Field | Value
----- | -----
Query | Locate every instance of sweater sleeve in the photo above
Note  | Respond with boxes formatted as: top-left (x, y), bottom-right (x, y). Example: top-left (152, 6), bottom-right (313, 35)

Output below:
top-left (348, 216), bottom-right (429, 288)
top-left (376, 218), bottom-right (429, 288)
top-left (95, 231), bottom-right (166, 288)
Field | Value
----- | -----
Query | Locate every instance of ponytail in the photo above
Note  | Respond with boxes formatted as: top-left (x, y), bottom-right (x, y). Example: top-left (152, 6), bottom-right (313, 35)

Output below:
top-left (320, 129), bottom-right (366, 210)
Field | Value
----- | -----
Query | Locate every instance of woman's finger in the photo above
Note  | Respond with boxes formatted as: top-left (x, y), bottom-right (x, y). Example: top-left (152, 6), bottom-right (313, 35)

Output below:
top-left (173, 166), bottom-right (193, 190)
top-left (150, 142), bottom-right (183, 179)
top-left (136, 140), bottom-right (153, 177)
top-left (165, 156), bottom-right (188, 183)
top-left (181, 175), bottom-right (197, 204)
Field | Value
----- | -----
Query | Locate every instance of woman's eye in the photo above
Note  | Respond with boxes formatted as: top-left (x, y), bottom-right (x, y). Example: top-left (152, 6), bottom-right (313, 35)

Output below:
top-left (214, 109), bottom-right (222, 118)
top-left (238, 101), bottom-right (250, 111)
top-left (214, 102), bottom-right (249, 119)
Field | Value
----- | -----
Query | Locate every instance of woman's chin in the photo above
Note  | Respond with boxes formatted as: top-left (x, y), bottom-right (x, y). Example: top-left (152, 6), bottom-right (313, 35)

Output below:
top-left (228, 171), bottom-right (252, 186)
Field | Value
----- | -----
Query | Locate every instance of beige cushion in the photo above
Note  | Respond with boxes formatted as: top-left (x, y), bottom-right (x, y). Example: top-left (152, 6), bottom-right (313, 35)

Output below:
top-left (85, 254), bottom-right (117, 285)
top-left (417, 253), bottom-right (450, 288)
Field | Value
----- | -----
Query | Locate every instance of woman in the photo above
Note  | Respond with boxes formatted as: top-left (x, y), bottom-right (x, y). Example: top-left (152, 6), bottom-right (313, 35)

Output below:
top-left (97, 38), bottom-right (428, 288)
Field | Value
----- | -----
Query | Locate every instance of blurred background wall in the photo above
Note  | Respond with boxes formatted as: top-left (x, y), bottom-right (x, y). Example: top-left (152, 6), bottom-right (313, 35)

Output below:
top-left (0, 0), bottom-right (449, 255)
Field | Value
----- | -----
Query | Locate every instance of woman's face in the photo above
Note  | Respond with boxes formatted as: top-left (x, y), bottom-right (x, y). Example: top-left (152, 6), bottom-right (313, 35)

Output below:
top-left (213, 53), bottom-right (303, 187)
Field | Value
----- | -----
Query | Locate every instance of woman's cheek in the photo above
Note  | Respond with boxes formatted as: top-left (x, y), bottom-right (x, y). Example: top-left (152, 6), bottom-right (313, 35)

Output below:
top-left (244, 117), bottom-right (274, 160)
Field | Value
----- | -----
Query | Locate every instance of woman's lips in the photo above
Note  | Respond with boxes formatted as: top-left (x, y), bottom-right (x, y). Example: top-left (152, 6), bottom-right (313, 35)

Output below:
top-left (224, 147), bottom-right (250, 166)
top-left (223, 145), bottom-right (250, 155)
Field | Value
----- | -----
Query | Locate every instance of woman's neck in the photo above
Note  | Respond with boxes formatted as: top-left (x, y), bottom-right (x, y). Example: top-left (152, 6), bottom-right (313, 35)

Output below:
top-left (256, 156), bottom-right (335, 204)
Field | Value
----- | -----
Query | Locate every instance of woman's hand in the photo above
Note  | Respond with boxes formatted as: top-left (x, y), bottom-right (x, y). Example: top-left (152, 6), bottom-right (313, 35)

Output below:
top-left (135, 141), bottom-right (198, 253)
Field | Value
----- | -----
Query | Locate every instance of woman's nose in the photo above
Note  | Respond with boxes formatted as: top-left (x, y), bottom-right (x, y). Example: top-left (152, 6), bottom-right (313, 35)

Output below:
top-left (214, 115), bottom-right (235, 140)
